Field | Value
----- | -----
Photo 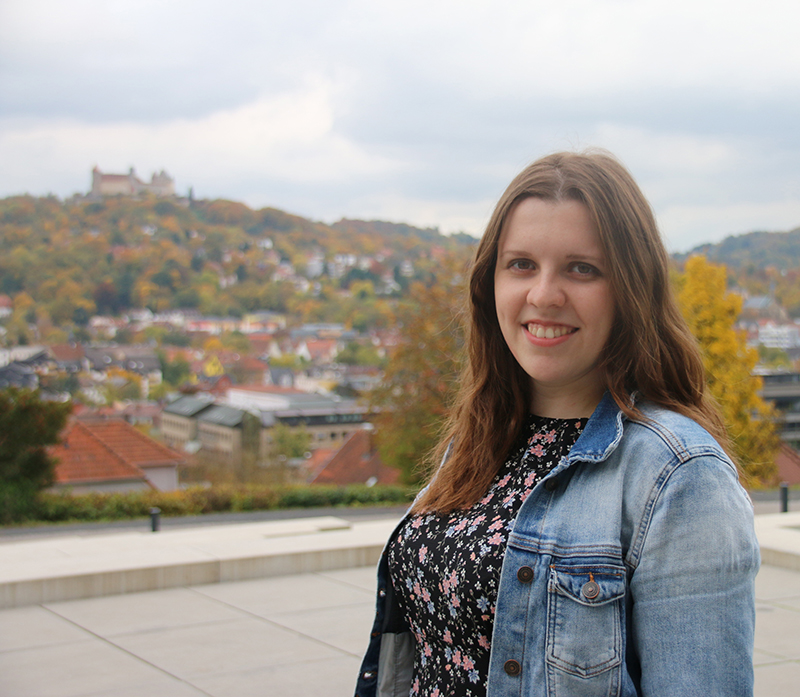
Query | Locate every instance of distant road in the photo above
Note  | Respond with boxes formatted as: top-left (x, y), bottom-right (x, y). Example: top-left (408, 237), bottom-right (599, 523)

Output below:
top-left (750, 488), bottom-right (799, 515)
top-left (0, 491), bottom-right (796, 543)
top-left (0, 505), bottom-right (409, 543)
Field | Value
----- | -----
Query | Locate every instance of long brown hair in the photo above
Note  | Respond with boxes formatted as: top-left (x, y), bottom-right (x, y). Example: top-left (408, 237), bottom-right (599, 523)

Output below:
top-left (413, 150), bottom-right (729, 514)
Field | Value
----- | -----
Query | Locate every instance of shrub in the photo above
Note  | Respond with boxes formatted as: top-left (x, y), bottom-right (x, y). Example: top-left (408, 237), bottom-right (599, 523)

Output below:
top-left (20, 484), bottom-right (416, 526)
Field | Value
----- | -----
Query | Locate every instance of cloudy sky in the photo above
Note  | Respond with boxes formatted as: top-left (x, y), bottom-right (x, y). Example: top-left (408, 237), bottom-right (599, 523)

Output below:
top-left (2, 0), bottom-right (799, 252)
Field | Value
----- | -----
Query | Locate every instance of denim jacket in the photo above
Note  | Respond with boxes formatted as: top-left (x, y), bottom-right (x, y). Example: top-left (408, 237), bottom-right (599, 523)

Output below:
top-left (355, 394), bottom-right (759, 697)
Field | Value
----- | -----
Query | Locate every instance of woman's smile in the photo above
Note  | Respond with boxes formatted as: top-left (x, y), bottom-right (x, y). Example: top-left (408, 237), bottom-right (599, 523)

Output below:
top-left (524, 321), bottom-right (578, 341)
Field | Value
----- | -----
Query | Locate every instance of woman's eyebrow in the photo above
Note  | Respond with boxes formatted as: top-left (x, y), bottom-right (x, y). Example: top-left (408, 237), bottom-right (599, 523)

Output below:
top-left (565, 253), bottom-right (605, 264)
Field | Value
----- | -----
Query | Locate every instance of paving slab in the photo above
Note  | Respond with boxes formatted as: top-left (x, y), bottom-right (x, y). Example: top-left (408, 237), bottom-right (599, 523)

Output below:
top-left (1, 563), bottom-right (799, 696)
top-left (0, 515), bottom-right (399, 608)
top-left (1, 512), bottom-right (800, 695)
top-left (755, 512), bottom-right (800, 571)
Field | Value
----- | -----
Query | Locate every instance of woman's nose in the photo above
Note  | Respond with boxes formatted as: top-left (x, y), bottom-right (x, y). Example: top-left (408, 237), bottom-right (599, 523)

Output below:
top-left (526, 272), bottom-right (566, 308)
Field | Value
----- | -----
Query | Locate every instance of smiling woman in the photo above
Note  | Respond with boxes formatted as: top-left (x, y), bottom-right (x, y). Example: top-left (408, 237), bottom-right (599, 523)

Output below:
top-left (493, 198), bottom-right (615, 417)
top-left (355, 150), bottom-right (760, 697)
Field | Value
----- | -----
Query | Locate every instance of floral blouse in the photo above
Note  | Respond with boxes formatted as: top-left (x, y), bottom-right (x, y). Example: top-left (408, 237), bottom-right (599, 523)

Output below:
top-left (386, 415), bottom-right (587, 697)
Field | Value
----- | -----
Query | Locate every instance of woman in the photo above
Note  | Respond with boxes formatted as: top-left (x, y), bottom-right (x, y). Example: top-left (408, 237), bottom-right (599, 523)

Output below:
top-left (355, 151), bottom-right (759, 697)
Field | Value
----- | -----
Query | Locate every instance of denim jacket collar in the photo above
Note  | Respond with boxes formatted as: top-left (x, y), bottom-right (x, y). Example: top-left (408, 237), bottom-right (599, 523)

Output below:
top-left (567, 391), bottom-right (627, 465)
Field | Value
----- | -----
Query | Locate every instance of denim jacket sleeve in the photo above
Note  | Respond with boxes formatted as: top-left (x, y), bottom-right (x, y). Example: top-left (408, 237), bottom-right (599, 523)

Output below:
top-left (625, 445), bottom-right (759, 696)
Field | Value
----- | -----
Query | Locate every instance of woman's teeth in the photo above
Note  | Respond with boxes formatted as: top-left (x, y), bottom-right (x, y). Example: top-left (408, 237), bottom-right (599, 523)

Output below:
top-left (526, 324), bottom-right (575, 339)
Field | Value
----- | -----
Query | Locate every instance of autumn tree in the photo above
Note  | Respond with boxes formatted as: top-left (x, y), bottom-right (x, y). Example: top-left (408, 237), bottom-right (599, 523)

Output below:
top-left (677, 255), bottom-right (779, 484)
top-left (0, 388), bottom-right (72, 522)
top-left (370, 264), bottom-right (468, 483)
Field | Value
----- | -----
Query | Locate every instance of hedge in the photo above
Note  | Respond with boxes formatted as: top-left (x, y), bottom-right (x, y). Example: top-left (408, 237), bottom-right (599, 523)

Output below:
top-left (13, 484), bottom-right (417, 525)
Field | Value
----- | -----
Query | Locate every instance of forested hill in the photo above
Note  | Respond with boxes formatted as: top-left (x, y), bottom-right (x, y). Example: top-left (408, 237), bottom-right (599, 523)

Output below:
top-left (0, 194), bottom-right (475, 328)
top-left (676, 226), bottom-right (800, 270)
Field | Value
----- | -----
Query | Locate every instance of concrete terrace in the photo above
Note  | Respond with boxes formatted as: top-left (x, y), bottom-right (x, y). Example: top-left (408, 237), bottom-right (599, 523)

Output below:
top-left (0, 508), bottom-right (799, 696)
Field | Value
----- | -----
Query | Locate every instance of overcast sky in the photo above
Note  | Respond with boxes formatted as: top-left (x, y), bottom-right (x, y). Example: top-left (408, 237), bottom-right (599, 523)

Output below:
top-left (2, 0), bottom-right (799, 252)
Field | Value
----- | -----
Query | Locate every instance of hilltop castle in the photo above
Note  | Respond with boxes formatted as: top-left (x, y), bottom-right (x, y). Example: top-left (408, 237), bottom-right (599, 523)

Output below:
top-left (91, 166), bottom-right (175, 198)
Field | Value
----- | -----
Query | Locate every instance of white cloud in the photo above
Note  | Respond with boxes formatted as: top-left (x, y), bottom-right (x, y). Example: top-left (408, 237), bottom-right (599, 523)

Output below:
top-left (2, 0), bottom-right (800, 248)
top-left (0, 80), bottom-right (399, 199)
top-left (660, 200), bottom-right (800, 253)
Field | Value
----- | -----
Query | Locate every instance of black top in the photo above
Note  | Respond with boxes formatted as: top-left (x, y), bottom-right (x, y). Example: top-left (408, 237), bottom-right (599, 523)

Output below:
top-left (386, 415), bottom-right (587, 696)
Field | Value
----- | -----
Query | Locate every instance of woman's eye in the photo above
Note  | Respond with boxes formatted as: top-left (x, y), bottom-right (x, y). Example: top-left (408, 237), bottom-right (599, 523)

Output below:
top-left (510, 259), bottom-right (534, 271)
top-left (572, 262), bottom-right (598, 276)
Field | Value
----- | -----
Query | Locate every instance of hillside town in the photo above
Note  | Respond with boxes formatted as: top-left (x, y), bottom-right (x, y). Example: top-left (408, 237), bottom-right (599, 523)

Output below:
top-left (3, 179), bottom-right (800, 497)
top-left (0, 313), bottom-right (403, 493)
top-left (2, 287), bottom-right (800, 495)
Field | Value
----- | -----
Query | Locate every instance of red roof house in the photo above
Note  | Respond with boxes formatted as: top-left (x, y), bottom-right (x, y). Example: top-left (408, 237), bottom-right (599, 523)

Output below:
top-left (308, 428), bottom-right (400, 486)
top-left (49, 419), bottom-right (185, 493)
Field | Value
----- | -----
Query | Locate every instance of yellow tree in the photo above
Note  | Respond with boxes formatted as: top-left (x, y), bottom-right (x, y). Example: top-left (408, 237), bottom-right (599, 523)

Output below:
top-left (677, 255), bottom-right (779, 484)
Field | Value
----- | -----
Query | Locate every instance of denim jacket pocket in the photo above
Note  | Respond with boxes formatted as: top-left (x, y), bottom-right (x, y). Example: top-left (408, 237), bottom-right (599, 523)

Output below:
top-left (545, 560), bottom-right (626, 678)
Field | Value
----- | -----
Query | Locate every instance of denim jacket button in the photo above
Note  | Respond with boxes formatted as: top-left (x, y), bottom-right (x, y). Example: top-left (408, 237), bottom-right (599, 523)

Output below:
top-left (504, 659), bottom-right (522, 676)
top-left (544, 477), bottom-right (559, 492)
top-left (517, 566), bottom-right (534, 583)
top-left (581, 580), bottom-right (600, 599)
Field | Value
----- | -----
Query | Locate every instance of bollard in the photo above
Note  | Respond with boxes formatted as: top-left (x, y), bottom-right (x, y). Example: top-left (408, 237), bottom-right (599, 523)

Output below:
top-left (150, 507), bottom-right (161, 532)
top-left (780, 482), bottom-right (789, 513)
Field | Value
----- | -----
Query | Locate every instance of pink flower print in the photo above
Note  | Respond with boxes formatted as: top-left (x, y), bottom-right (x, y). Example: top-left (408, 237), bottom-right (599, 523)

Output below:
top-left (479, 492), bottom-right (494, 505)
top-left (478, 634), bottom-right (491, 649)
top-left (544, 429), bottom-right (556, 443)
top-left (418, 545), bottom-right (428, 563)
top-left (471, 514), bottom-right (486, 526)
top-left (498, 473), bottom-right (512, 487)
top-left (453, 650), bottom-right (462, 667)
top-left (432, 689), bottom-right (440, 697)
top-left (530, 432), bottom-right (542, 442)
top-left (424, 643), bottom-right (433, 657)
top-left (489, 532), bottom-right (504, 545)
top-left (488, 518), bottom-right (504, 531)
top-left (411, 517), bottom-right (423, 529)
top-left (443, 629), bottom-right (453, 644)
top-left (502, 492), bottom-right (516, 506)
top-left (575, 421), bottom-right (583, 429)
top-left (451, 593), bottom-right (460, 608)
top-left (529, 443), bottom-right (545, 457)
top-left (463, 656), bottom-right (475, 671)
top-left (421, 587), bottom-right (431, 602)
top-left (455, 519), bottom-right (468, 532)
top-left (524, 471), bottom-right (537, 487)
top-left (412, 678), bottom-right (420, 694)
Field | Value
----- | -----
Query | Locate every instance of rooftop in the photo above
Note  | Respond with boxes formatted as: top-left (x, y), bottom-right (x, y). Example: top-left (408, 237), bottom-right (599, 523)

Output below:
top-left (162, 394), bottom-right (215, 418)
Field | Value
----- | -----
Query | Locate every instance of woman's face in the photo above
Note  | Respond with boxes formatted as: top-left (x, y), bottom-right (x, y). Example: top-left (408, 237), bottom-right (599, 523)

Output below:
top-left (493, 197), bottom-right (615, 417)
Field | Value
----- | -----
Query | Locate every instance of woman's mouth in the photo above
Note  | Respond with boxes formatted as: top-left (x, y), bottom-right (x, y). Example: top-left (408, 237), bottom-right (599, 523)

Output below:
top-left (525, 323), bottom-right (577, 339)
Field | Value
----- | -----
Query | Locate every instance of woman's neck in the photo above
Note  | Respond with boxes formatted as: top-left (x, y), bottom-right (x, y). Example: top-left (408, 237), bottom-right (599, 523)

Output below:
top-left (531, 383), bottom-right (604, 419)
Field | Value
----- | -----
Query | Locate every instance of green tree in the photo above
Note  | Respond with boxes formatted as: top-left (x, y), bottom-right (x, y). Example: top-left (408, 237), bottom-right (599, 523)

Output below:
top-left (677, 256), bottom-right (780, 484)
top-left (335, 340), bottom-right (384, 367)
top-left (159, 352), bottom-right (192, 386)
top-left (0, 388), bottom-right (72, 522)
top-left (272, 423), bottom-right (312, 460)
